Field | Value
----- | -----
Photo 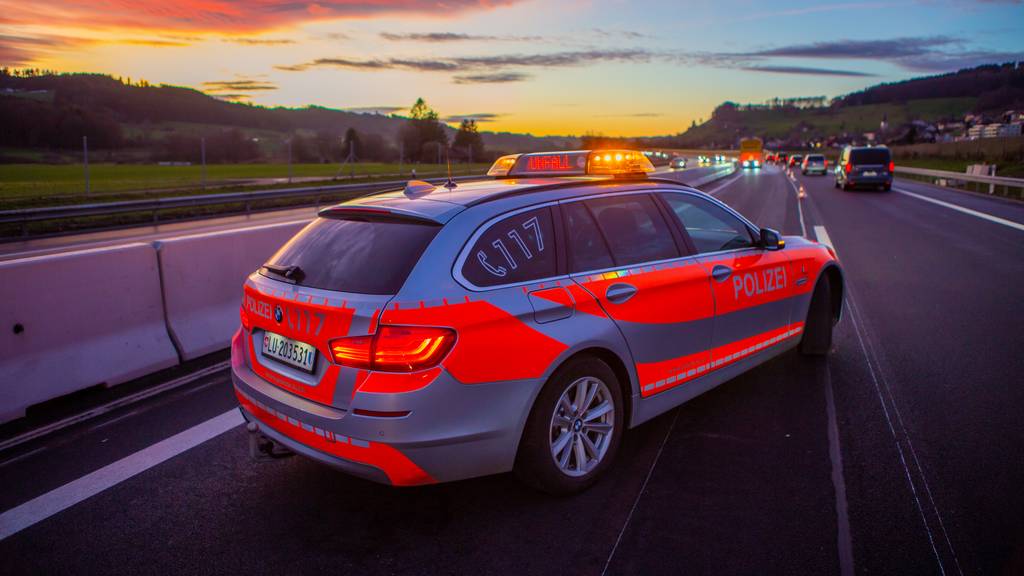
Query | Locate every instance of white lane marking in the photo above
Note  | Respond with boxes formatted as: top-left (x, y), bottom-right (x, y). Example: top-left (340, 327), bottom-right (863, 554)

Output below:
top-left (0, 409), bottom-right (243, 541)
top-left (894, 187), bottom-right (1024, 232)
top-left (823, 363), bottom-right (854, 576)
top-left (602, 409), bottom-right (680, 576)
top-left (784, 172), bottom-right (807, 236)
top-left (845, 294), bottom-right (963, 576)
top-left (704, 173), bottom-right (742, 195)
top-left (814, 226), bottom-right (833, 252)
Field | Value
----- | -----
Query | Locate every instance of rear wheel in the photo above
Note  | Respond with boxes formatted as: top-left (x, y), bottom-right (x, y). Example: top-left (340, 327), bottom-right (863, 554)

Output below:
top-left (883, 183), bottom-right (892, 191)
top-left (800, 274), bottom-right (834, 356)
top-left (515, 357), bottom-right (624, 494)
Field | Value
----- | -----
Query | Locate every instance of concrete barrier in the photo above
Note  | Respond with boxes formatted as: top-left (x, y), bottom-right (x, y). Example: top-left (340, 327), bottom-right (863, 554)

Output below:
top-left (156, 220), bottom-right (307, 360)
top-left (0, 243), bottom-right (179, 423)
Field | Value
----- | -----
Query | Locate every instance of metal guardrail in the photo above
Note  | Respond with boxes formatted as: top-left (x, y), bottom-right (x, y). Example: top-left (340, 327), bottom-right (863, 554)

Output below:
top-left (895, 166), bottom-right (1024, 194)
top-left (0, 174), bottom-right (486, 236)
top-left (686, 164), bottom-right (738, 188)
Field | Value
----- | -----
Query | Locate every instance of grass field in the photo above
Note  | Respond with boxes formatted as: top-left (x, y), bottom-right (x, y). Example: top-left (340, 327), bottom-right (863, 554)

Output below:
top-left (0, 162), bottom-right (490, 208)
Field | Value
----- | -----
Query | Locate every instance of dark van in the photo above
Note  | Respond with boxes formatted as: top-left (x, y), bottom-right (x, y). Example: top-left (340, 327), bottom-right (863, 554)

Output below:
top-left (835, 146), bottom-right (893, 191)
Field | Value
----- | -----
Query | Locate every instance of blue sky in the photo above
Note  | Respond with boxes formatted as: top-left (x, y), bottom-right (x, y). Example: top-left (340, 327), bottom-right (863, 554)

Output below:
top-left (2, 0), bottom-right (1022, 135)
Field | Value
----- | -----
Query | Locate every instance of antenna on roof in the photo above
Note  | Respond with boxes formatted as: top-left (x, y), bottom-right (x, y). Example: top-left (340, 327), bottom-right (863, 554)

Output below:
top-left (443, 146), bottom-right (457, 190)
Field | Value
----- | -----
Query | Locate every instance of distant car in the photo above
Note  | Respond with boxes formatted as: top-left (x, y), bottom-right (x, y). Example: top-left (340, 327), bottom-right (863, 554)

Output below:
top-left (788, 155), bottom-right (803, 168)
top-left (233, 148), bottom-right (844, 494)
top-left (697, 155), bottom-right (711, 165)
top-left (801, 154), bottom-right (827, 176)
top-left (776, 153), bottom-right (788, 166)
top-left (670, 156), bottom-right (688, 170)
top-left (834, 146), bottom-right (893, 191)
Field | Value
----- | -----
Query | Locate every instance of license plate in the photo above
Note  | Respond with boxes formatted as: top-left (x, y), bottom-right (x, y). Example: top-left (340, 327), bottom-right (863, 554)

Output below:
top-left (262, 331), bottom-right (317, 373)
top-left (864, 171), bottom-right (877, 176)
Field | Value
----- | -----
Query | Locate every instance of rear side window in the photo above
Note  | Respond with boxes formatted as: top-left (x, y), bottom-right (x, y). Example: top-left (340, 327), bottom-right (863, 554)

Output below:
top-left (563, 201), bottom-right (614, 272)
top-left (462, 206), bottom-right (556, 287)
top-left (585, 194), bottom-right (678, 266)
top-left (662, 193), bottom-right (756, 254)
top-left (263, 216), bottom-right (439, 295)
top-left (850, 148), bottom-right (890, 165)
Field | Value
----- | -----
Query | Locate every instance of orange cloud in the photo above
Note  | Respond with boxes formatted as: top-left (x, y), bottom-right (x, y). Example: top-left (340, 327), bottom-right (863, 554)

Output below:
top-left (0, 1), bottom-right (523, 35)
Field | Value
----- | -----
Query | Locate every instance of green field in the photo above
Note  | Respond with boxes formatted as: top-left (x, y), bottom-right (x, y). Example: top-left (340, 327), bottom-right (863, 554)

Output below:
top-left (0, 162), bottom-right (490, 208)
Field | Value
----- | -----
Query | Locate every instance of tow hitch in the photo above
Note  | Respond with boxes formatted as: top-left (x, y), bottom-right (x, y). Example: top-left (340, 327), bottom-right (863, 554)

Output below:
top-left (247, 421), bottom-right (294, 461)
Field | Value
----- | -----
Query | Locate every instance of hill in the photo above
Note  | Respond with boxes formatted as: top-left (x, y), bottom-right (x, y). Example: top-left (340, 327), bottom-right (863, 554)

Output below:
top-left (835, 62), bottom-right (1024, 109)
top-left (656, 61), bottom-right (1023, 148)
top-left (0, 71), bottom-right (576, 163)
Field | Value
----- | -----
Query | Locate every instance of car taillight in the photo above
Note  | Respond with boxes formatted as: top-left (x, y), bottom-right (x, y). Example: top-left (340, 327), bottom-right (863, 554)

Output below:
top-left (888, 161), bottom-right (895, 172)
top-left (329, 326), bottom-right (456, 372)
top-left (844, 163), bottom-right (852, 174)
top-left (330, 334), bottom-right (374, 369)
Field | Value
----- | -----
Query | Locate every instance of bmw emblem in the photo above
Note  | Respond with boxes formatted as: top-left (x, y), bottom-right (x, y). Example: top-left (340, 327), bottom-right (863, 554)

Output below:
top-left (274, 305), bottom-right (283, 324)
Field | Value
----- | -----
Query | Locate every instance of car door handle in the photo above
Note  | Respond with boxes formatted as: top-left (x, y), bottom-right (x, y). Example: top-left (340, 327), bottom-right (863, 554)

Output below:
top-left (605, 282), bottom-right (638, 304)
top-left (711, 265), bottom-right (732, 282)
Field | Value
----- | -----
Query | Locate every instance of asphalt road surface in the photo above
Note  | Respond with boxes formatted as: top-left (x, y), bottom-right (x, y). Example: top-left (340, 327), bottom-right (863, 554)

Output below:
top-left (1, 163), bottom-right (1021, 575)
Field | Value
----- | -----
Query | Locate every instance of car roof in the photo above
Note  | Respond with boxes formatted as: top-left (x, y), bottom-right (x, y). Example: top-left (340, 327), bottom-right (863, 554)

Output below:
top-left (328, 176), bottom-right (695, 223)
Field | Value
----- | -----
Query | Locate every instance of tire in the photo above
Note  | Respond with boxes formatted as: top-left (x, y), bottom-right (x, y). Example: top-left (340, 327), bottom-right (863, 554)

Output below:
top-left (834, 180), bottom-right (840, 189)
top-left (800, 273), bottom-right (834, 356)
top-left (883, 183), bottom-right (892, 191)
top-left (515, 356), bottom-right (624, 495)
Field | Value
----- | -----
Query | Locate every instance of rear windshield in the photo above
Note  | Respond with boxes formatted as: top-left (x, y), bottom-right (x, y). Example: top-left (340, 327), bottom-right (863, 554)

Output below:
top-left (262, 216), bottom-right (439, 295)
top-left (807, 155), bottom-right (825, 162)
top-left (850, 148), bottom-right (891, 165)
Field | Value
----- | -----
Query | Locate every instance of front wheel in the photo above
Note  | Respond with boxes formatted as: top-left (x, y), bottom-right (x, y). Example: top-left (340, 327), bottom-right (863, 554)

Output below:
top-left (800, 274), bottom-right (834, 356)
top-left (515, 357), bottom-right (624, 494)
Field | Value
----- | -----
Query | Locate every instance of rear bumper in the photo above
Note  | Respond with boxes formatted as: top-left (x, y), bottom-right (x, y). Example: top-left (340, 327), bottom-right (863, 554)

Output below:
top-left (845, 174), bottom-right (892, 188)
top-left (231, 330), bottom-right (540, 485)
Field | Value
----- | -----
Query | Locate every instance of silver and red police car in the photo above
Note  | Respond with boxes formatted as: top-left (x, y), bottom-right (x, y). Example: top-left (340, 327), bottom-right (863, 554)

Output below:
top-left (232, 150), bottom-right (844, 493)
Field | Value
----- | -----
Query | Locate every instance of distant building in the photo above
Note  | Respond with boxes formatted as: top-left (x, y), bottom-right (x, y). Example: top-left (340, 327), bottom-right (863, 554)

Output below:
top-left (967, 123), bottom-right (1021, 139)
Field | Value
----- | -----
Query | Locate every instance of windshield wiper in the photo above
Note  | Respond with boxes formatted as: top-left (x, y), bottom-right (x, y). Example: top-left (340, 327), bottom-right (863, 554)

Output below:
top-left (261, 263), bottom-right (305, 283)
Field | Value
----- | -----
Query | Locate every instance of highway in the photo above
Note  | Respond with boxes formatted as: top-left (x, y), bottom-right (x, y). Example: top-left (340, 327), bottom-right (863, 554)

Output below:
top-left (1, 162), bottom-right (1022, 575)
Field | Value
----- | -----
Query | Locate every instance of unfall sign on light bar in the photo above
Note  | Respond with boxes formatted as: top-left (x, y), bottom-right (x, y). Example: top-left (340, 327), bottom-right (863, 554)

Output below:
top-left (527, 154), bottom-right (573, 171)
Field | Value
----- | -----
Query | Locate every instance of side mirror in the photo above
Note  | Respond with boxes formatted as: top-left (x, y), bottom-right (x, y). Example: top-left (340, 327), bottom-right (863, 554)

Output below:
top-left (760, 228), bottom-right (785, 251)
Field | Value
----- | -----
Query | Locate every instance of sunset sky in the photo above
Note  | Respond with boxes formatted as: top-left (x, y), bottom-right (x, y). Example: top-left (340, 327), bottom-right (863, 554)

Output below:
top-left (2, 0), bottom-right (1022, 136)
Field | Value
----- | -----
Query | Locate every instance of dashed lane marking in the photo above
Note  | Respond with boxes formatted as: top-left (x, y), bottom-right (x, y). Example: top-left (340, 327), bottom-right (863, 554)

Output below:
top-left (814, 226), bottom-right (833, 252)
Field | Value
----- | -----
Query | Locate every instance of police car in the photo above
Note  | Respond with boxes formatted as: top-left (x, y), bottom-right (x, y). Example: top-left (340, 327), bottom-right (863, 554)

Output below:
top-left (233, 149), bottom-right (844, 494)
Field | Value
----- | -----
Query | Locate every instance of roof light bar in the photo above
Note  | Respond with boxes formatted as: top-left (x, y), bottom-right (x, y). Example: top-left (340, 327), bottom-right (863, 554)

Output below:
top-left (487, 149), bottom-right (655, 178)
top-left (486, 154), bottom-right (521, 177)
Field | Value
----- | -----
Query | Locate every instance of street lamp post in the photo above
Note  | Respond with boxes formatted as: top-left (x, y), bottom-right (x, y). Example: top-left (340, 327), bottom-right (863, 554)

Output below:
top-left (83, 136), bottom-right (90, 196)
top-left (201, 137), bottom-right (206, 190)
top-left (288, 138), bottom-right (293, 184)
